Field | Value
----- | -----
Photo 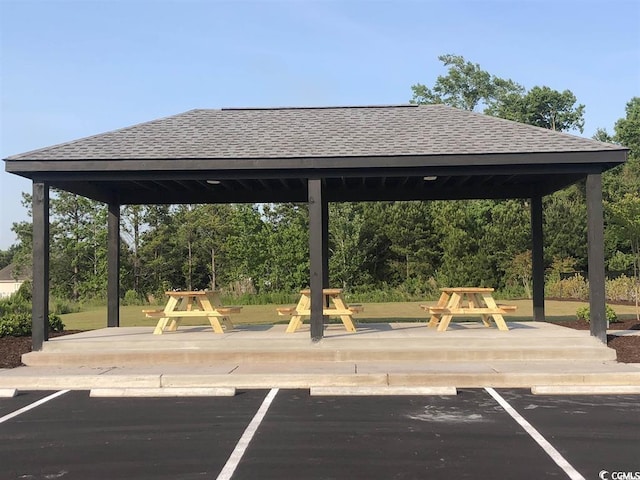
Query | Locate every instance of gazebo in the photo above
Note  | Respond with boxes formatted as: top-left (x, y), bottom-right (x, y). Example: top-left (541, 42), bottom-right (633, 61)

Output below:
top-left (3, 104), bottom-right (627, 350)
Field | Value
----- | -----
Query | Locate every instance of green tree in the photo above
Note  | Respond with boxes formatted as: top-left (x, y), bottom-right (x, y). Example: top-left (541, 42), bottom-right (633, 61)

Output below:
top-left (492, 86), bottom-right (585, 133)
top-left (174, 205), bottom-right (201, 291)
top-left (481, 200), bottom-right (531, 291)
top-left (430, 200), bottom-right (494, 287)
top-left (412, 54), bottom-right (585, 134)
top-left (138, 205), bottom-right (181, 295)
top-left (121, 205), bottom-right (144, 295)
top-left (505, 250), bottom-right (533, 298)
top-left (384, 202), bottom-right (439, 288)
top-left (359, 202), bottom-right (394, 286)
top-left (614, 97), bottom-right (640, 194)
top-left (49, 190), bottom-right (108, 300)
top-left (10, 193), bottom-right (34, 279)
top-left (224, 204), bottom-right (268, 291)
top-left (606, 193), bottom-right (640, 319)
top-left (411, 54), bottom-right (523, 111)
top-left (329, 203), bottom-right (368, 291)
top-left (262, 203), bottom-right (309, 292)
top-left (0, 247), bottom-right (15, 270)
top-left (191, 204), bottom-right (233, 291)
top-left (544, 185), bottom-right (587, 272)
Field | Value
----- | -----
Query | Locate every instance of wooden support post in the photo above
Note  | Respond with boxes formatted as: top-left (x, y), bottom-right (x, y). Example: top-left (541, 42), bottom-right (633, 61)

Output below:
top-left (531, 195), bottom-right (545, 322)
top-left (107, 202), bottom-right (120, 327)
top-left (308, 178), bottom-right (325, 341)
top-left (586, 173), bottom-right (607, 343)
top-left (31, 182), bottom-right (49, 351)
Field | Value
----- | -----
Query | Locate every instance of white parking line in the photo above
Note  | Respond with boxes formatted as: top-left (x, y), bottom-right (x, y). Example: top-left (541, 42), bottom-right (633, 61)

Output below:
top-left (0, 390), bottom-right (70, 424)
top-left (216, 388), bottom-right (279, 480)
top-left (485, 387), bottom-right (585, 480)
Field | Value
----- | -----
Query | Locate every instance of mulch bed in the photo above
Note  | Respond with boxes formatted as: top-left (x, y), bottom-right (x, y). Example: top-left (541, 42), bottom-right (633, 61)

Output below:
top-left (548, 318), bottom-right (640, 364)
top-left (0, 330), bottom-right (83, 369)
top-left (1, 321), bottom-right (639, 368)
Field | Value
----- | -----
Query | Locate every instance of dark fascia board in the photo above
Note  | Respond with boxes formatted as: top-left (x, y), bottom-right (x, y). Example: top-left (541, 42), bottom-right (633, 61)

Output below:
top-left (9, 161), bottom-right (612, 184)
top-left (4, 149), bottom-right (628, 177)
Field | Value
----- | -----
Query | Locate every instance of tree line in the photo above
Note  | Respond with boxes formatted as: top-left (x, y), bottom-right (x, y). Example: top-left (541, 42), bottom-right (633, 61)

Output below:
top-left (1, 55), bottom-right (639, 304)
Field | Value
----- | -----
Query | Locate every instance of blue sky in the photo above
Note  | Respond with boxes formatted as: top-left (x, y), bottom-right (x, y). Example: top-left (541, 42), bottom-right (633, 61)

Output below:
top-left (1, 0), bottom-right (639, 249)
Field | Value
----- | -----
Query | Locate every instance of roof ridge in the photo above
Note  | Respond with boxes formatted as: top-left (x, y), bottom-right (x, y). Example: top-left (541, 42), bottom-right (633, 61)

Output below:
top-left (220, 104), bottom-right (418, 111)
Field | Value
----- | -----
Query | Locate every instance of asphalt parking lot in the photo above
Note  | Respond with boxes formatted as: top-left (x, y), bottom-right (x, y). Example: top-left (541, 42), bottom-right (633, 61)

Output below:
top-left (1, 389), bottom-right (638, 480)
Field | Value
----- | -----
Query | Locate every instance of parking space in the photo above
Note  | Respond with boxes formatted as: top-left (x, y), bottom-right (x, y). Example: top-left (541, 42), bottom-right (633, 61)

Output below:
top-left (0, 388), bottom-right (638, 479)
top-left (234, 388), bottom-right (566, 479)
top-left (0, 390), bottom-right (267, 480)
top-left (500, 389), bottom-right (640, 480)
top-left (0, 390), bottom-right (59, 417)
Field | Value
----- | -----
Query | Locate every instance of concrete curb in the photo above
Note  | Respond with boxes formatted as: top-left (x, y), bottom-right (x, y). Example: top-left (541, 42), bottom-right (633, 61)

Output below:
top-left (310, 386), bottom-right (457, 396)
top-left (0, 388), bottom-right (18, 397)
top-left (607, 330), bottom-right (640, 337)
top-left (89, 387), bottom-right (236, 397)
top-left (531, 385), bottom-right (640, 395)
top-left (2, 371), bottom-right (640, 391)
top-left (160, 373), bottom-right (389, 389)
top-left (0, 375), bottom-right (162, 390)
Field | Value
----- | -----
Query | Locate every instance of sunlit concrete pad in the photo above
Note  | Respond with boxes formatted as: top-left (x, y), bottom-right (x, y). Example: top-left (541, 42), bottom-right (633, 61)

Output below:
top-left (531, 385), bottom-right (640, 395)
top-left (89, 387), bottom-right (236, 397)
top-left (310, 386), bottom-right (457, 396)
top-left (8, 322), bottom-right (638, 389)
top-left (0, 389), bottom-right (17, 397)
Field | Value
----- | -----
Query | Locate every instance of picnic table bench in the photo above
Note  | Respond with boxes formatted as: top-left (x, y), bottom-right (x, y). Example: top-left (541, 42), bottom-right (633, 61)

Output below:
top-left (277, 288), bottom-right (363, 333)
top-left (422, 287), bottom-right (516, 332)
top-left (145, 291), bottom-right (242, 334)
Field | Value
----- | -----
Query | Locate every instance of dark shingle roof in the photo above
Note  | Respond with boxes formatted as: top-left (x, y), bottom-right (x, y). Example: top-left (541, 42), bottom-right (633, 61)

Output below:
top-left (5, 104), bottom-right (623, 162)
top-left (0, 263), bottom-right (30, 282)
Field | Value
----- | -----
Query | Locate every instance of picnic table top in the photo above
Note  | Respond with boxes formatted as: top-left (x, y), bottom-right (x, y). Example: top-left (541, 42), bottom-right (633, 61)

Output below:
top-left (440, 287), bottom-right (495, 293)
top-left (164, 290), bottom-right (216, 296)
top-left (299, 288), bottom-right (344, 295)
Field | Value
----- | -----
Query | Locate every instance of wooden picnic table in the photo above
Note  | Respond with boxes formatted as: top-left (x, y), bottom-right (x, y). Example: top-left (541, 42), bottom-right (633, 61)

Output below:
top-left (277, 288), bottom-right (363, 333)
top-left (143, 290), bottom-right (242, 334)
top-left (421, 287), bottom-right (516, 332)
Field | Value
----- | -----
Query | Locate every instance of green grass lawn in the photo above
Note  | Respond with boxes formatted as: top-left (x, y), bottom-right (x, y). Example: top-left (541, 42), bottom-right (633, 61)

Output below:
top-left (60, 299), bottom-right (639, 331)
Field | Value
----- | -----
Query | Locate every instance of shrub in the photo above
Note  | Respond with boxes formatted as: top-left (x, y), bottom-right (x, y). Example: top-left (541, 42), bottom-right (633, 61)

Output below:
top-left (51, 298), bottom-right (79, 315)
top-left (575, 304), bottom-right (619, 324)
top-left (0, 312), bottom-right (65, 337)
top-left (546, 274), bottom-right (589, 300)
top-left (0, 295), bottom-right (30, 316)
top-left (15, 280), bottom-right (32, 302)
top-left (123, 289), bottom-right (143, 306)
top-left (0, 313), bottom-right (31, 336)
top-left (606, 275), bottom-right (638, 303)
top-left (49, 314), bottom-right (65, 332)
